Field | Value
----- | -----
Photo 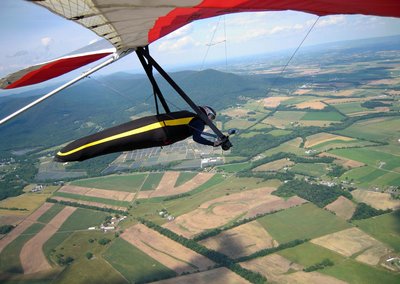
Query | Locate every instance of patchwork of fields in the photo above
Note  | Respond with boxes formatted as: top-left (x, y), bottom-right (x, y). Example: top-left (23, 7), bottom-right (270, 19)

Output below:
top-left (2, 41), bottom-right (400, 284)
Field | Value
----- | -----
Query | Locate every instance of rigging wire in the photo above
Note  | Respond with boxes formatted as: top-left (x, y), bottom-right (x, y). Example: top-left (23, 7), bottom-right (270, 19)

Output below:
top-left (233, 16), bottom-right (321, 138)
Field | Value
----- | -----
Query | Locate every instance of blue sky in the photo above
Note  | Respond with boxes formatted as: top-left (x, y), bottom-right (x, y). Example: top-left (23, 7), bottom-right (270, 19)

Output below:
top-left (1, 0), bottom-right (400, 79)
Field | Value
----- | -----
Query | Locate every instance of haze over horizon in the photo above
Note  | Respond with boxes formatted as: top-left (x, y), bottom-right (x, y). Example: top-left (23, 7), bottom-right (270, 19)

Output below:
top-left (1, 0), bottom-right (400, 80)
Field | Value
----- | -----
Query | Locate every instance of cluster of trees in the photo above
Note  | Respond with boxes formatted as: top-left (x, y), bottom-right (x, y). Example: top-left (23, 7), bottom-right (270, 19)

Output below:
top-left (98, 238), bottom-right (111, 245)
top-left (163, 193), bottom-right (191, 201)
top-left (138, 218), bottom-right (266, 284)
top-left (351, 202), bottom-right (392, 220)
top-left (327, 164), bottom-right (347, 177)
top-left (361, 100), bottom-right (391, 109)
top-left (46, 198), bottom-right (127, 215)
top-left (303, 258), bottom-right (334, 272)
top-left (55, 253), bottom-right (74, 266)
top-left (0, 224), bottom-right (14, 234)
top-left (0, 156), bottom-right (38, 200)
top-left (272, 179), bottom-right (352, 208)
top-left (235, 239), bottom-right (308, 262)
top-left (236, 170), bottom-right (295, 182)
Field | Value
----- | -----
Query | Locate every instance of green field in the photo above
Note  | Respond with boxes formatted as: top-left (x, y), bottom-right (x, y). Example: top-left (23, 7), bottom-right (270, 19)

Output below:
top-left (37, 204), bottom-right (65, 224)
top-left (353, 212), bottom-right (400, 252)
top-left (279, 242), bottom-right (344, 267)
top-left (333, 102), bottom-right (369, 114)
top-left (311, 139), bottom-right (375, 151)
top-left (330, 148), bottom-right (400, 171)
top-left (174, 172), bottom-right (198, 187)
top-left (323, 259), bottom-right (400, 284)
top-left (268, 129), bottom-right (292, 136)
top-left (301, 111), bottom-right (345, 121)
top-left (70, 173), bottom-right (148, 192)
top-left (336, 116), bottom-right (400, 142)
top-left (216, 162), bottom-right (251, 173)
top-left (271, 111), bottom-right (307, 121)
top-left (257, 203), bottom-right (352, 243)
top-left (279, 242), bottom-right (400, 284)
top-left (290, 163), bottom-right (329, 177)
top-left (342, 165), bottom-right (400, 187)
top-left (51, 231), bottom-right (126, 284)
top-left (262, 138), bottom-right (305, 156)
top-left (53, 192), bottom-right (130, 207)
top-left (103, 238), bottom-right (176, 283)
top-left (43, 208), bottom-right (108, 262)
top-left (141, 172), bottom-right (164, 191)
top-left (0, 223), bottom-right (45, 274)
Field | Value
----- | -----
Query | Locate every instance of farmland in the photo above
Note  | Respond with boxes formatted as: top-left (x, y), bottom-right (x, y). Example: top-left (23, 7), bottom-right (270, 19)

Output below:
top-left (1, 35), bottom-right (400, 284)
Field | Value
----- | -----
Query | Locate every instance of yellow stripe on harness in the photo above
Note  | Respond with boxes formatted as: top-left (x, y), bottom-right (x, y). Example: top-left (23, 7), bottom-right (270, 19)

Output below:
top-left (57, 117), bottom-right (194, 157)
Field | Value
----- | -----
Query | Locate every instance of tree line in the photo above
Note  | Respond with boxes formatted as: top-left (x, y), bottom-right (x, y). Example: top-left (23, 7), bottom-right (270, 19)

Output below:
top-left (137, 217), bottom-right (266, 284)
top-left (46, 198), bottom-right (127, 215)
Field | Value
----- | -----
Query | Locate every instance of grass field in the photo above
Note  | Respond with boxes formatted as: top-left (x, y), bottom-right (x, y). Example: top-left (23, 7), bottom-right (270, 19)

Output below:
top-left (262, 137), bottom-right (305, 156)
top-left (257, 203), bottom-right (352, 243)
top-left (279, 241), bottom-right (344, 267)
top-left (290, 163), bottom-right (329, 177)
top-left (329, 148), bottom-right (400, 171)
top-left (332, 102), bottom-right (369, 114)
top-left (311, 139), bottom-right (375, 152)
top-left (301, 111), bottom-right (345, 121)
top-left (341, 165), bottom-right (400, 187)
top-left (50, 231), bottom-right (126, 284)
top-left (0, 187), bottom-right (58, 216)
top-left (216, 162), bottom-right (251, 173)
top-left (174, 172), bottom-right (198, 187)
top-left (268, 129), bottom-right (292, 136)
top-left (37, 204), bottom-right (65, 224)
top-left (53, 192), bottom-right (130, 207)
top-left (279, 242), bottom-right (400, 284)
top-left (353, 212), bottom-right (400, 252)
top-left (43, 208), bottom-right (108, 262)
top-left (70, 173), bottom-right (148, 192)
top-left (0, 223), bottom-right (45, 274)
top-left (336, 116), bottom-right (400, 142)
top-left (323, 258), bottom-right (400, 284)
top-left (103, 238), bottom-right (176, 283)
top-left (141, 173), bottom-right (164, 191)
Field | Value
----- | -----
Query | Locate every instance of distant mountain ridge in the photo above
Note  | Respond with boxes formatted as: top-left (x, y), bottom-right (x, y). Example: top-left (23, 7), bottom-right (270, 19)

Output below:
top-left (0, 69), bottom-right (267, 152)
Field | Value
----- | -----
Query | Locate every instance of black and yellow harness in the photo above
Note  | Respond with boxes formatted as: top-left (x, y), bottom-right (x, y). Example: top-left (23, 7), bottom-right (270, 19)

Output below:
top-left (55, 111), bottom-right (195, 162)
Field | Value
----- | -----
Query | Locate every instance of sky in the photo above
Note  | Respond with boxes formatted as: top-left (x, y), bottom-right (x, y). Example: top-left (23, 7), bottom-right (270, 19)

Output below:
top-left (1, 0), bottom-right (400, 81)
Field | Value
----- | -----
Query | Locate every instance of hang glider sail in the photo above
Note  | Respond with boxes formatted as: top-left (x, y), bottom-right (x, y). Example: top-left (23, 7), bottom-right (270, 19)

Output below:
top-left (2, 0), bottom-right (399, 91)
top-left (0, 40), bottom-right (115, 89)
top-left (1, 0), bottom-right (400, 155)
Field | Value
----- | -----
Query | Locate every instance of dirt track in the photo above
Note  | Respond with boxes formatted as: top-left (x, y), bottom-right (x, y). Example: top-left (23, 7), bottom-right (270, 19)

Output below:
top-left (0, 202), bottom-right (53, 253)
top-left (20, 206), bottom-right (76, 274)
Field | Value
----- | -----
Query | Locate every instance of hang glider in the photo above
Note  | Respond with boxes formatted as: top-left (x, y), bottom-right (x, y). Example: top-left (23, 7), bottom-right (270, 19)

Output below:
top-left (0, 40), bottom-right (115, 90)
top-left (2, 0), bottom-right (400, 92)
top-left (1, 0), bottom-right (400, 155)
